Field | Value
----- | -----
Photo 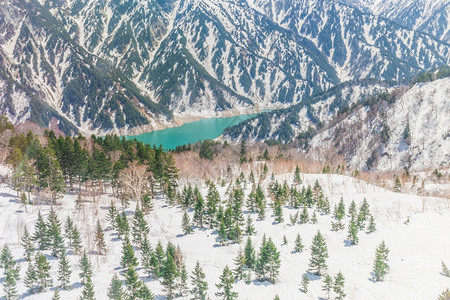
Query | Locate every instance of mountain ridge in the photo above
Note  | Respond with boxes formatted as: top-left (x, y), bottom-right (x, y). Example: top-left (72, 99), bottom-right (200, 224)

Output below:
top-left (0, 0), bottom-right (449, 136)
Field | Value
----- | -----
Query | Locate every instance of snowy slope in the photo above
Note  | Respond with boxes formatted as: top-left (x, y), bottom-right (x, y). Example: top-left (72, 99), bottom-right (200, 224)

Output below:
top-left (310, 77), bottom-right (450, 171)
top-left (0, 168), bottom-right (449, 299)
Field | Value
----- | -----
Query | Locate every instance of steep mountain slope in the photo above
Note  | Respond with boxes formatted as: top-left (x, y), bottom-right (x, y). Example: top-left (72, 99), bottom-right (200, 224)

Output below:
top-left (0, 0), bottom-right (170, 135)
top-left (225, 75), bottom-right (450, 171)
top-left (341, 0), bottom-right (450, 43)
top-left (0, 0), bottom-right (449, 134)
top-left (310, 77), bottom-right (450, 171)
top-left (224, 80), bottom-right (394, 143)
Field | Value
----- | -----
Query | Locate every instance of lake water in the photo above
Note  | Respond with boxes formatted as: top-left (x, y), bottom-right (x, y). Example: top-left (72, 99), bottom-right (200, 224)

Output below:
top-left (126, 114), bottom-right (256, 150)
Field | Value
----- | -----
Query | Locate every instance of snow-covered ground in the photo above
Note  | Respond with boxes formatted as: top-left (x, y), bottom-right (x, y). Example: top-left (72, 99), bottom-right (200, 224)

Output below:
top-left (0, 171), bottom-right (449, 299)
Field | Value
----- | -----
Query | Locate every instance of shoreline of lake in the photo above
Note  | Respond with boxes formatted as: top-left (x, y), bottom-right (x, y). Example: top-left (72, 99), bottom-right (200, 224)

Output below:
top-left (125, 113), bottom-right (260, 150)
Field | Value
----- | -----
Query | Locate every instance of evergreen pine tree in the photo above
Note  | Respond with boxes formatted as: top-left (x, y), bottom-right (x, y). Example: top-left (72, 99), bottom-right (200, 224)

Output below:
top-left (80, 275), bottom-right (95, 300)
top-left (301, 274), bottom-right (310, 293)
top-left (264, 238), bottom-right (281, 283)
top-left (282, 235), bottom-right (288, 245)
top-left (217, 219), bottom-right (228, 246)
top-left (357, 210), bottom-right (366, 230)
top-left (311, 211), bottom-right (318, 224)
top-left (182, 210), bottom-right (194, 235)
top-left (107, 273), bottom-right (124, 300)
top-left (442, 261), bottom-right (450, 277)
top-left (274, 295), bottom-right (280, 300)
top-left (299, 207), bottom-right (309, 224)
top-left (274, 201), bottom-right (283, 223)
top-left (35, 252), bottom-right (52, 292)
top-left (347, 216), bottom-right (359, 245)
top-left (333, 271), bottom-right (346, 300)
top-left (64, 216), bottom-right (74, 248)
top-left (53, 288), bottom-right (61, 300)
top-left (106, 201), bottom-right (118, 230)
top-left (322, 274), bottom-right (334, 299)
top-left (191, 261), bottom-right (208, 300)
top-left (33, 211), bottom-right (49, 250)
top-left (289, 212), bottom-right (298, 225)
top-left (71, 225), bottom-right (82, 254)
top-left (244, 237), bottom-right (256, 269)
top-left (132, 206), bottom-right (149, 247)
top-left (193, 192), bottom-right (205, 227)
top-left (177, 263), bottom-right (188, 297)
top-left (322, 197), bottom-right (331, 215)
top-left (437, 288), bottom-right (450, 300)
top-left (359, 198), bottom-right (370, 221)
top-left (348, 200), bottom-right (356, 217)
top-left (116, 211), bottom-right (130, 239)
top-left (3, 267), bottom-right (19, 300)
top-left (21, 227), bottom-right (34, 261)
top-left (245, 269), bottom-right (252, 285)
top-left (373, 241), bottom-right (390, 281)
top-left (123, 264), bottom-right (142, 299)
top-left (215, 265), bottom-right (238, 300)
top-left (255, 237), bottom-right (280, 283)
top-left (141, 236), bottom-right (154, 278)
top-left (79, 251), bottom-right (93, 285)
top-left (245, 215), bottom-right (256, 236)
top-left (121, 237), bottom-right (138, 268)
top-left (294, 234), bottom-right (304, 253)
top-left (205, 183), bottom-right (220, 228)
top-left (367, 215), bottom-right (376, 233)
top-left (394, 175), bottom-right (402, 192)
top-left (256, 185), bottom-right (266, 220)
top-left (57, 252), bottom-right (72, 289)
top-left (94, 220), bottom-right (107, 255)
top-left (294, 166), bottom-right (302, 184)
top-left (336, 197), bottom-right (345, 221)
top-left (153, 241), bottom-right (165, 277)
top-left (24, 262), bottom-right (38, 293)
top-left (233, 250), bottom-right (246, 281)
top-left (162, 249), bottom-right (178, 299)
top-left (47, 207), bottom-right (65, 258)
top-left (0, 245), bottom-right (15, 272)
top-left (309, 231), bottom-right (328, 276)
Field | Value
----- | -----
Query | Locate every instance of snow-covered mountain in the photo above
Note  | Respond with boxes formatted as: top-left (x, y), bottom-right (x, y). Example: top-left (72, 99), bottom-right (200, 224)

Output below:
top-left (0, 0), bottom-right (449, 134)
top-left (341, 0), bottom-right (450, 43)
top-left (310, 77), bottom-right (450, 171)
top-left (226, 76), bottom-right (450, 171)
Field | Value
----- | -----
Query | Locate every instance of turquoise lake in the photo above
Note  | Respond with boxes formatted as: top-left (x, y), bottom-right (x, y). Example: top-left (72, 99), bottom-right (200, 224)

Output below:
top-left (126, 114), bottom-right (256, 150)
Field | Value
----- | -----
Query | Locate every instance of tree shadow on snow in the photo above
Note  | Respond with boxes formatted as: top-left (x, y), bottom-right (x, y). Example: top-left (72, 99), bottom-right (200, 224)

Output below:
top-left (0, 192), bottom-right (16, 198)
top-left (303, 271), bottom-right (321, 282)
top-left (71, 282), bottom-right (83, 289)
top-left (252, 280), bottom-right (272, 286)
top-left (343, 240), bottom-right (356, 247)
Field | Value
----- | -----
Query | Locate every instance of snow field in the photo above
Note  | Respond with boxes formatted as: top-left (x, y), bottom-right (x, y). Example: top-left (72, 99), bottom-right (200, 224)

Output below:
top-left (0, 172), bottom-right (449, 299)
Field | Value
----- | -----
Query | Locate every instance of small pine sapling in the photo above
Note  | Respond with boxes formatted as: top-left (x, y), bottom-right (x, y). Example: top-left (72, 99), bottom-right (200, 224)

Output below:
top-left (182, 210), bottom-right (194, 235)
top-left (333, 271), bottom-right (346, 300)
top-left (441, 261), bottom-right (450, 277)
top-left (373, 241), bottom-right (390, 281)
top-left (367, 215), bottom-right (376, 233)
top-left (294, 234), bottom-right (304, 253)
top-left (322, 274), bottom-right (334, 299)
top-left (301, 274), bottom-right (310, 293)
top-left (245, 215), bottom-right (256, 236)
top-left (311, 211), bottom-right (318, 224)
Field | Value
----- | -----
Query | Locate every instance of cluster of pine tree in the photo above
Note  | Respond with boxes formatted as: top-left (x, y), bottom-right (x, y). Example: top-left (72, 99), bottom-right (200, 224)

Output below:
top-left (237, 235), bottom-right (281, 284)
top-left (0, 206), bottom-right (102, 299)
top-left (8, 130), bottom-right (178, 207)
